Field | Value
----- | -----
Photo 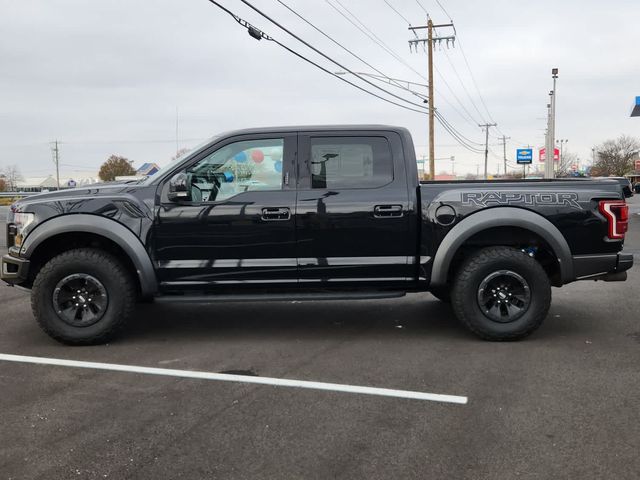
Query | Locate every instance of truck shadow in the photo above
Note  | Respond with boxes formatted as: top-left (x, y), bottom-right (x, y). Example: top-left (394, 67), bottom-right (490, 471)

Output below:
top-left (125, 295), bottom-right (472, 342)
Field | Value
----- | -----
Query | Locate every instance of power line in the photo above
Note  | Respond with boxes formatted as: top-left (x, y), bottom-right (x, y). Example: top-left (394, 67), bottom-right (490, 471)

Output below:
top-left (206, 0), bottom-right (429, 115)
top-left (330, 0), bottom-right (485, 131)
top-left (421, 0), bottom-right (504, 135)
top-left (210, 0), bottom-right (486, 156)
top-left (336, 71), bottom-right (429, 101)
top-left (274, 0), bottom-right (425, 102)
top-left (432, 0), bottom-right (453, 21)
top-left (382, 0), bottom-right (411, 25)
top-left (441, 47), bottom-right (488, 123)
top-left (479, 122), bottom-right (498, 178)
top-left (433, 62), bottom-right (483, 126)
top-left (414, 0), bottom-right (429, 16)
top-left (238, 0), bottom-right (429, 111)
top-left (324, 0), bottom-right (424, 80)
top-left (455, 35), bottom-right (498, 126)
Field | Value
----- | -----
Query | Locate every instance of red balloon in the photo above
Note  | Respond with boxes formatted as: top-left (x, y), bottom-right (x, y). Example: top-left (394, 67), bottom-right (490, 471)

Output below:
top-left (251, 149), bottom-right (264, 163)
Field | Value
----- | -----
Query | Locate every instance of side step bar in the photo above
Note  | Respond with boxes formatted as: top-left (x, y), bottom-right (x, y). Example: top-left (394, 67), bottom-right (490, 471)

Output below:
top-left (154, 291), bottom-right (407, 303)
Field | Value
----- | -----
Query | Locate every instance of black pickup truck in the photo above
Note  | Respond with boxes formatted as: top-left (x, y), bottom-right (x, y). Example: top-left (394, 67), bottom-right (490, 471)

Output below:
top-left (1, 125), bottom-right (633, 344)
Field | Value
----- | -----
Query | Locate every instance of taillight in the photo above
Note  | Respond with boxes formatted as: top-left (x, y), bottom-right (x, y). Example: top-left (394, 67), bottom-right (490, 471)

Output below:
top-left (598, 200), bottom-right (628, 240)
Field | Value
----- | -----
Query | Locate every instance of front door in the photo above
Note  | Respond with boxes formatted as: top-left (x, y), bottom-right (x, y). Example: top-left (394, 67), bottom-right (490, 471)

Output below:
top-left (154, 133), bottom-right (298, 291)
top-left (295, 130), bottom-right (413, 287)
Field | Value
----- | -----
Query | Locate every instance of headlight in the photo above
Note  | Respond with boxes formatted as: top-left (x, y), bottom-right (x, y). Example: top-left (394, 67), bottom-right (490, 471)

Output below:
top-left (11, 212), bottom-right (35, 248)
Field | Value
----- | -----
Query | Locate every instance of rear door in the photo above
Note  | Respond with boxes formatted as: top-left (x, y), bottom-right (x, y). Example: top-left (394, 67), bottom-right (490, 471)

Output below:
top-left (295, 130), bottom-right (413, 287)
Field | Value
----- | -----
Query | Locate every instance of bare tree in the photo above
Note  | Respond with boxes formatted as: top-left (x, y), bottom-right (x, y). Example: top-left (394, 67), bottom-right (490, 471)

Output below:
top-left (172, 147), bottom-right (190, 162)
top-left (592, 135), bottom-right (640, 176)
top-left (0, 165), bottom-right (24, 191)
top-left (556, 151), bottom-right (578, 177)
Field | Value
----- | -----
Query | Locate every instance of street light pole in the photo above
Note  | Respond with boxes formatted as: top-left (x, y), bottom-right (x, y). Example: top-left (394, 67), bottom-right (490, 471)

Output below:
top-left (556, 139), bottom-right (568, 172)
top-left (545, 68), bottom-right (558, 179)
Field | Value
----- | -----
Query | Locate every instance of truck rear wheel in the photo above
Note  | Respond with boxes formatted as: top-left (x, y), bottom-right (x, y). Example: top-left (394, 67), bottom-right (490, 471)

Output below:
top-left (451, 247), bottom-right (551, 341)
top-left (31, 248), bottom-right (136, 345)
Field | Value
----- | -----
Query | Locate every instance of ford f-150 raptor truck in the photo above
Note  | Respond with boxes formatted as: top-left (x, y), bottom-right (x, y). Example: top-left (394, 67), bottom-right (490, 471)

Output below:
top-left (1, 125), bottom-right (633, 344)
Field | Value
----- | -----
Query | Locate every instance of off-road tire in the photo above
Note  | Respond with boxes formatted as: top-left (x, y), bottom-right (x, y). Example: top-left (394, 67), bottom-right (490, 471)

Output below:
top-left (31, 248), bottom-right (136, 345)
top-left (451, 246), bottom-right (551, 341)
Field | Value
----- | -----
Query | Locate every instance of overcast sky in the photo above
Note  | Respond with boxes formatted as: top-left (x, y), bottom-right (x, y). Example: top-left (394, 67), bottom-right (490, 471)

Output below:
top-left (1, 0), bottom-right (639, 179)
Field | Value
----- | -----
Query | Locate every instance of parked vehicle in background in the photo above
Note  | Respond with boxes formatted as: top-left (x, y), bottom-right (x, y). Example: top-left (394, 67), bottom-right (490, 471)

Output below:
top-left (1, 125), bottom-right (633, 344)
top-left (595, 177), bottom-right (633, 198)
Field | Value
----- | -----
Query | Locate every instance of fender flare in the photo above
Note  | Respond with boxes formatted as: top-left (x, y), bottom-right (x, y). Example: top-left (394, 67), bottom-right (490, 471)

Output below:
top-left (21, 214), bottom-right (158, 296)
top-left (430, 207), bottom-right (574, 286)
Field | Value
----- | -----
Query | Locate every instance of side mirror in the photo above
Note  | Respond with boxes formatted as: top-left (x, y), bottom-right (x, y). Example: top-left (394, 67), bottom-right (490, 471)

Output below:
top-left (167, 173), bottom-right (191, 202)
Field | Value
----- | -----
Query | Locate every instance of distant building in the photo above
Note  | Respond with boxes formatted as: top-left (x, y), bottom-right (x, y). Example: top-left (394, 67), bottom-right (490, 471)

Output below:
top-left (15, 175), bottom-right (99, 192)
top-left (136, 163), bottom-right (161, 176)
top-left (434, 173), bottom-right (457, 181)
top-left (631, 96), bottom-right (640, 117)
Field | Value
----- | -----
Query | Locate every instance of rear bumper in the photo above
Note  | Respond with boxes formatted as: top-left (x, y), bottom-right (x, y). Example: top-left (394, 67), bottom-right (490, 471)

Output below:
top-left (572, 251), bottom-right (633, 281)
top-left (1, 254), bottom-right (30, 286)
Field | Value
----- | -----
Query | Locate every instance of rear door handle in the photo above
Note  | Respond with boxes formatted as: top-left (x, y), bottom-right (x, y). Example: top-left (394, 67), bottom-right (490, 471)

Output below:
top-left (374, 205), bottom-right (403, 218)
top-left (261, 207), bottom-right (291, 221)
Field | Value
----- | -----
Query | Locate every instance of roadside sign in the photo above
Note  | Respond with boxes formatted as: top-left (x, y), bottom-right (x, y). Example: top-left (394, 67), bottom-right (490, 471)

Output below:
top-left (539, 147), bottom-right (560, 162)
top-left (516, 148), bottom-right (533, 164)
top-left (635, 159), bottom-right (640, 171)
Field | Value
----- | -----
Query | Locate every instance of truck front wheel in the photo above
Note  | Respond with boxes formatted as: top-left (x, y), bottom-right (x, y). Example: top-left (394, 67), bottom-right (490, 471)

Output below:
top-left (451, 247), bottom-right (551, 341)
top-left (31, 248), bottom-right (136, 345)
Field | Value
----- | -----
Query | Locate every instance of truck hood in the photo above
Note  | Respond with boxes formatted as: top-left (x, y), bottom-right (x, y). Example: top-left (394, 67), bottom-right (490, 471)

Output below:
top-left (10, 181), bottom-right (151, 214)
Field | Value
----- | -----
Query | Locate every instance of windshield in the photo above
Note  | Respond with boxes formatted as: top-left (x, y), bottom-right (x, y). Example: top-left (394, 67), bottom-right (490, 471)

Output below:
top-left (141, 136), bottom-right (218, 185)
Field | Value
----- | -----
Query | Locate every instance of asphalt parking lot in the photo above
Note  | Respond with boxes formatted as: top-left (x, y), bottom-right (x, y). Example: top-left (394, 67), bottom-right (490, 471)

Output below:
top-left (1, 202), bottom-right (639, 479)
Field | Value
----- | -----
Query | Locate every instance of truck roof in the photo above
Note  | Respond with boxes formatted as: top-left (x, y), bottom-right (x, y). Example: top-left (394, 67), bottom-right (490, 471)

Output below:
top-left (217, 124), bottom-right (410, 136)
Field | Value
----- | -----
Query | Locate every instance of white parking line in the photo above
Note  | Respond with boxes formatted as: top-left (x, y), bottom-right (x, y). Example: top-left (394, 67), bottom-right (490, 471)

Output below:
top-left (0, 353), bottom-right (467, 405)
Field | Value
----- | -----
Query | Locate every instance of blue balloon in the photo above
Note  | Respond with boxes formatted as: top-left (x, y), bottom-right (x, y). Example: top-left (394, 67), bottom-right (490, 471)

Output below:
top-left (274, 160), bottom-right (282, 173)
top-left (234, 151), bottom-right (247, 163)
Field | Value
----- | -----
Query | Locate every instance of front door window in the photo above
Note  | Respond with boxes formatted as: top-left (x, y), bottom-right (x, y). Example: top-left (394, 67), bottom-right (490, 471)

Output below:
top-left (186, 138), bottom-right (285, 202)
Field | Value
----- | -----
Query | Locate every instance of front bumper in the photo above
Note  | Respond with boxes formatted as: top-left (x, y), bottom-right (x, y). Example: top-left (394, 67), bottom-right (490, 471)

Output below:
top-left (1, 254), bottom-right (30, 286)
top-left (572, 251), bottom-right (633, 281)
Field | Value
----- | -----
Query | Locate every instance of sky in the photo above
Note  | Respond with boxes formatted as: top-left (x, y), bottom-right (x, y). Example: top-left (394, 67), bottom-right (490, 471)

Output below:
top-left (1, 0), bottom-right (639, 180)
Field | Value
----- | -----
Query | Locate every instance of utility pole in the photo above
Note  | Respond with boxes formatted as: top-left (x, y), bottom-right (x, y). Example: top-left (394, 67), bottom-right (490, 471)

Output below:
top-left (479, 123), bottom-right (497, 179)
top-left (545, 68), bottom-right (558, 179)
top-left (175, 106), bottom-right (179, 158)
top-left (501, 135), bottom-right (510, 176)
top-left (409, 19), bottom-right (455, 180)
top-left (450, 156), bottom-right (455, 176)
top-left (427, 19), bottom-right (435, 181)
top-left (50, 140), bottom-right (60, 190)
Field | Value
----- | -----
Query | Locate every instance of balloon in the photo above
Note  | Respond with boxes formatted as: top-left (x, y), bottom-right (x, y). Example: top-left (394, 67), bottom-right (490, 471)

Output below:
top-left (251, 149), bottom-right (264, 163)
top-left (270, 148), bottom-right (282, 162)
top-left (274, 160), bottom-right (282, 173)
top-left (234, 151), bottom-right (247, 163)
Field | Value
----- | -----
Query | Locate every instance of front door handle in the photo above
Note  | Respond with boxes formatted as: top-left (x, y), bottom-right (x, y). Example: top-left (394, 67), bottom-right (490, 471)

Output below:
top-left (261, 207), bottom-right (291, 221)
top-left (374, 205), bottom-right (403, 218)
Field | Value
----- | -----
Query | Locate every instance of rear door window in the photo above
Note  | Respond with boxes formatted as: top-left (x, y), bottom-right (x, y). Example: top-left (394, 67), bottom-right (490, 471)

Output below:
top-left (309, 137), bottom-right (393, 189)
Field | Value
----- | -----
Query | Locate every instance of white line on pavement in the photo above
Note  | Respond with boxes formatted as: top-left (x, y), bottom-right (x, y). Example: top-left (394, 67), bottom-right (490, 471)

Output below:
top-left (0, 353), bottom-right (467, 405)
